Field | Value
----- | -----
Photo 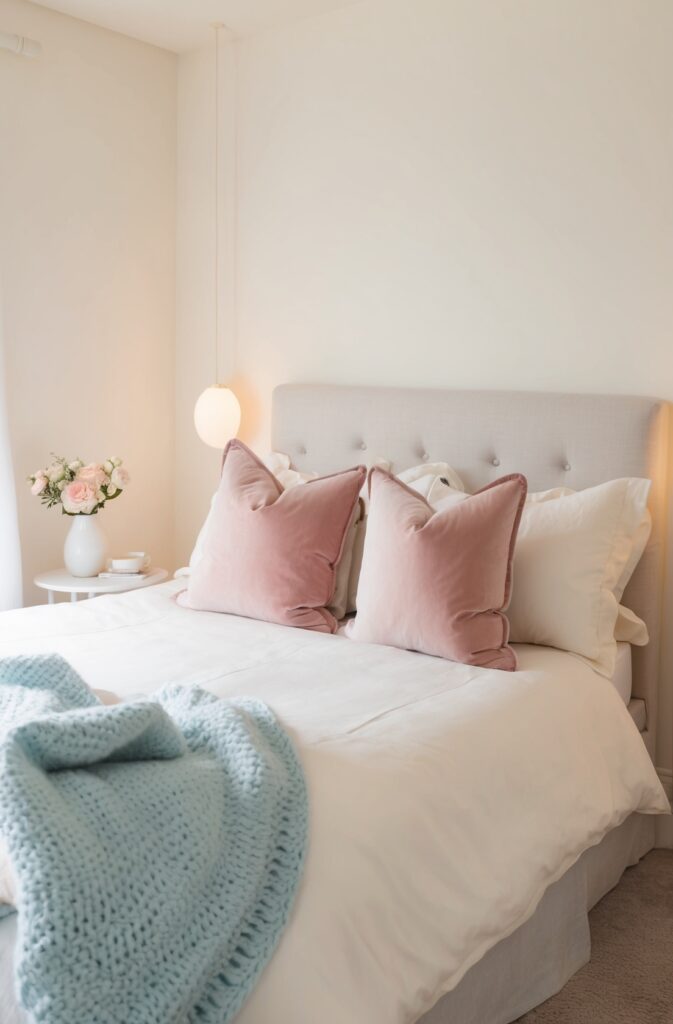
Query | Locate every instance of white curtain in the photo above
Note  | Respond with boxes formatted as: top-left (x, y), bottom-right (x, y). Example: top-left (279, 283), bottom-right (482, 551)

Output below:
top-left (0, 285), bottom-right (22, 609)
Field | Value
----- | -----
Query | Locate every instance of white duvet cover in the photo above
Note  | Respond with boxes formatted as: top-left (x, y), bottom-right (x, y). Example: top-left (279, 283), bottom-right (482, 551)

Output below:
top-left (0, 581), bottom-right (667, 1024)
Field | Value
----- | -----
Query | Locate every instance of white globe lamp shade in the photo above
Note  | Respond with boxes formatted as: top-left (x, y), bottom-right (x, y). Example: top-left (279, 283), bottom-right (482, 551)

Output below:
top-left (194, 386), bottom-right (241, 448)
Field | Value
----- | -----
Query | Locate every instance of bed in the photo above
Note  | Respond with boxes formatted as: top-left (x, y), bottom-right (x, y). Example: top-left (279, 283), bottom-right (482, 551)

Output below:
top-left (0, 384), bottom-right (670, 1024)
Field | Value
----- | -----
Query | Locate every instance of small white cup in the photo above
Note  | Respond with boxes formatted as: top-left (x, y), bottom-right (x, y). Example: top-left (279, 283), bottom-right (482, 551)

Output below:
top-left (108, 552), bottom-right (150, 573)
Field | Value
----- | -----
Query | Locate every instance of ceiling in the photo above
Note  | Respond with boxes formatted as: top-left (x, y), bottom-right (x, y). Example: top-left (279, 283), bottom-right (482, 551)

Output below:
top-left (31, 0), bottom-right (360, 52)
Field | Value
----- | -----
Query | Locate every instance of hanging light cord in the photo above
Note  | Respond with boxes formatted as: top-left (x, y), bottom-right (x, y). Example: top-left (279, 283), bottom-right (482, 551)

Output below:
top-left (232, 37), bottom-right (239, 384)
top-left (214, 23), bottom-right (220, 385)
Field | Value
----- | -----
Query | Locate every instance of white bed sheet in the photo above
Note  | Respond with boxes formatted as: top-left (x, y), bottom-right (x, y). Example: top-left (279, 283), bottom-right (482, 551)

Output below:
top-left (0, 581), bottom-right (667, 1024)
top-left (611, 642), bottom-right (632, 707)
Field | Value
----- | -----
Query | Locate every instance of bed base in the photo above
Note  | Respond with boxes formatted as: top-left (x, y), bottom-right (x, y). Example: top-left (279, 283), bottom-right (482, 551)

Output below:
top-left (419, 812), bottom-right (655, 1024)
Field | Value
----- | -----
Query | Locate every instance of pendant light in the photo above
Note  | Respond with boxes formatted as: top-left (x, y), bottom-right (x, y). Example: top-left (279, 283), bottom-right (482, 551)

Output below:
top-left (194, 23), bottom-right (241, 448)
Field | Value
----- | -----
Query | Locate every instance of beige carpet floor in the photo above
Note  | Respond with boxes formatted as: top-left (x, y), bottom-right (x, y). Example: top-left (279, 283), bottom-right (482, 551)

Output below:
top-left (517, 850), bottom-right (673, 1024)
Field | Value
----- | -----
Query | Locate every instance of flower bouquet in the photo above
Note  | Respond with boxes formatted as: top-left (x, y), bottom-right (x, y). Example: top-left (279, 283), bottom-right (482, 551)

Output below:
top-left (29, 456), bottom-right (129, 515)
top-left (28, 456), bottom-right (130, 577)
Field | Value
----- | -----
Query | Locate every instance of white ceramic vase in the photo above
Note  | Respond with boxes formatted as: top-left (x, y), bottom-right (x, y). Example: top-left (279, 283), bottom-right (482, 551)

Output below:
top-left (63, 514), bottom-right (108, 577)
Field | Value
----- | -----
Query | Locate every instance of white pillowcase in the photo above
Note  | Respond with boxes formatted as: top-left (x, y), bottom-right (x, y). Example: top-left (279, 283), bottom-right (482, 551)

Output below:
top-left (615, 605), bottom-right (650, 645)
top-left (434, 478), bottom-right (651, 676)
top-left (523, 485), bottom-right (651, 647)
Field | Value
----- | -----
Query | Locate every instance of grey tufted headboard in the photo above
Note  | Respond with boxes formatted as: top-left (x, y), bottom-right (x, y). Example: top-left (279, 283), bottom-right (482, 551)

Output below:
top-left (272, 383), bottom-right (670, 760)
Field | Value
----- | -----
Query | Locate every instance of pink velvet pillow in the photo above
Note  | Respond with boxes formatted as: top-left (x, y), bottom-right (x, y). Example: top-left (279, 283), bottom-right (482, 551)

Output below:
top-left (179, 440), bottom-right (366, 633)
top-left (347, 468), bottom-right (527, 669)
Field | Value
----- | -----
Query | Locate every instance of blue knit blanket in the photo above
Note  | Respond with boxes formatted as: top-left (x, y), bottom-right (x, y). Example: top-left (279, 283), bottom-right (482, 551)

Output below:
top-left (0, 655), bottom-right (308, 1024)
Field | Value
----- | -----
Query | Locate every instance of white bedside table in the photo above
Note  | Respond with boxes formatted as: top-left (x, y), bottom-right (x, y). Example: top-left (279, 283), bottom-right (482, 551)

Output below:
top-left (35, 568), bottom-right (169, 604)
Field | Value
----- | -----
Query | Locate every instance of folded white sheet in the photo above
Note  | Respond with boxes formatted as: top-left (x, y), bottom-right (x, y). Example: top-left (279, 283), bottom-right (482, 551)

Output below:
top-left (0, 582), bottom-right (667, 1024)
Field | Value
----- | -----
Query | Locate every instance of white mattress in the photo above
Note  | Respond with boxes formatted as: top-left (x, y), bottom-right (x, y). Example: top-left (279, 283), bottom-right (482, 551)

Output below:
top-left (0, 582), bottom-right (667, 1024)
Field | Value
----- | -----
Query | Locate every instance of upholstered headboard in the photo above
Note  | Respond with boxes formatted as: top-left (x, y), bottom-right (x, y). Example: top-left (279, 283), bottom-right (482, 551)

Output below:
top-left (272, 383), bottom-right (669, 759)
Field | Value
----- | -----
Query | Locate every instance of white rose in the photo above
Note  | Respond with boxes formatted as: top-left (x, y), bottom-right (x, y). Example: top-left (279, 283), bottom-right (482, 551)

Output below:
top-left (47, 463), bottom-right (65, 483)
top-left (107, 483), bottom-right (118, 497)
top-left (111, 457), bottom-right (121, 468)
top-left (111, 466), bottom-right (129, 489)
top-left (103, 460), bottom-right (114, 475)
top-left (68, 460), bottom-right (83, 472)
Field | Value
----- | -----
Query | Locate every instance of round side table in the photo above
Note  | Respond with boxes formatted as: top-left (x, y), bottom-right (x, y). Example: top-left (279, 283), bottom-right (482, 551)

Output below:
top-left (34, 568), bottom-right (169, 604)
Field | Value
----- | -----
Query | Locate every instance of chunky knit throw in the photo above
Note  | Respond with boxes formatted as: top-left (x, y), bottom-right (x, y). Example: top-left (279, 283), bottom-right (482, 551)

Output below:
top-left (0, 654), bottom-right (308, 1024)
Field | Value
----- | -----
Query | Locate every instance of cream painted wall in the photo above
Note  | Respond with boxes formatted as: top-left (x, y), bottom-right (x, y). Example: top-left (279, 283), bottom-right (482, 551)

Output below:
top-left (0, 0), bottom-right (177, 603)
top-left (176, 0), bottom-right (673, 771)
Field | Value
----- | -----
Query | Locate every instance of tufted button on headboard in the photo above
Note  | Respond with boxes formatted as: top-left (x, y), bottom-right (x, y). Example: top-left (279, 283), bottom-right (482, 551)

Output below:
top-left (272, 383), bottom-right (670, 761)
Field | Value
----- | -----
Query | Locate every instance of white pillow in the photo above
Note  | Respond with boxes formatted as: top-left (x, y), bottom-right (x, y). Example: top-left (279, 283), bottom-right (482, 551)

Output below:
top-left (395, 462), bottom-right (464, 501)
top-left (525, 485), bottom-right (651, 647)
top-left (434, 477), bottom-right (651, 676)
top-left (615, 605), bottom-right (649, 646)
top-left (355, 460), bottom-right (464, 509)
top-left (262, 450), bottom-right (318, 490)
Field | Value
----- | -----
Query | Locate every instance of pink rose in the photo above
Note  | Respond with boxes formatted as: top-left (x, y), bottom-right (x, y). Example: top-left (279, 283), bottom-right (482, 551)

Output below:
top-left (30, 473), bottom-right (47, 496)
top-left (77, 463), bottom-right (109, 489)
top-left (110, 466), bottom-right (129, 489)
top-left (61, 480), bottom-right (99, 515)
